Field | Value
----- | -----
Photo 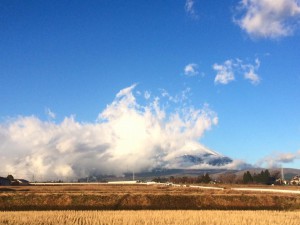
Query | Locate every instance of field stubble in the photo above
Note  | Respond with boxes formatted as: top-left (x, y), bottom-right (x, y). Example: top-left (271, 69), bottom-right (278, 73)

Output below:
top-left (0, 210), bottom-right (300, 225)
top-left (1, 185), bottom-right (300, 210)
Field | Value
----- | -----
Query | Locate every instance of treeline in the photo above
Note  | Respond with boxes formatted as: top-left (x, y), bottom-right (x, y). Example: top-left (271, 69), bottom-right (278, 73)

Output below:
top-left (242, 170), bottom-right (279, 185)
top-left (152, 170), bottom-right (281, 185)
top-left (152, 173), bottom-right (212, 184)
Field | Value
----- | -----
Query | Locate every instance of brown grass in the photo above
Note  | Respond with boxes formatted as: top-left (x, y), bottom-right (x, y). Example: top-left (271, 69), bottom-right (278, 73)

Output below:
top-left (0, 210), bottom-right (300, 225)
top-left (1, 185), bottom-right (300, 210)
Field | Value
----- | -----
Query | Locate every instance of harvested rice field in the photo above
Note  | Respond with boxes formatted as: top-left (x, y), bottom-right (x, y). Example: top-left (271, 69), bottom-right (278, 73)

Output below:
top-left (1, 210), bottom-right (300, 225)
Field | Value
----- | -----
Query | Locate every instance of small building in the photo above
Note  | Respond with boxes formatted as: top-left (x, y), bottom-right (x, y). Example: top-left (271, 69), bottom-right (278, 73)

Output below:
top-left (290, 175), bottom-right (300, 185)
top-left (275, 178), bottom-right (287, 185)
top-left (0, 177), bottom-right (11, 186)
top-left (16, 179), bottom-right (30, 186)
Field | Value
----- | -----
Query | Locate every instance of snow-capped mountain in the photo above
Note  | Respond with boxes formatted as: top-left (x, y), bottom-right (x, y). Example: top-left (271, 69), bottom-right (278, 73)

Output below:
top-left (174, 153), bottom-right (233, 168)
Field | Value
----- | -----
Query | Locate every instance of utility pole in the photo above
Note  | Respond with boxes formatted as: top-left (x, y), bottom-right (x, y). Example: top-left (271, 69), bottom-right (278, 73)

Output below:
top-left (133, 169), bottom-right (135, 181)
top-left (281, 166), bottom-right (285, 181)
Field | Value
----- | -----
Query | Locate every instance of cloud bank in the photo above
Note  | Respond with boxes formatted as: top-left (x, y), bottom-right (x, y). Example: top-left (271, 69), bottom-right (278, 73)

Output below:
top-left (235, 0), bottom-right (300, 38)
top-left (0, 84), bottom-right (242, 180)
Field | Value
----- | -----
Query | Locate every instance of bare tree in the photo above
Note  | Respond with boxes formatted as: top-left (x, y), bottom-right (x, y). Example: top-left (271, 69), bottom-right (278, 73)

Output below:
top-left (7, 175), bottom-right (14, 181)
top-left (218, 173), bottom-right (237, 184)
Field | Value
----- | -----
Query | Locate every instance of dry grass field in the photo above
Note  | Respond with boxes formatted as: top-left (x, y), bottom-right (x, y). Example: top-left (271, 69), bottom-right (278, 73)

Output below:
top-left (0, 210), bottom-right (300, 225)
top-left (1, 184), bottom-right (300, 210)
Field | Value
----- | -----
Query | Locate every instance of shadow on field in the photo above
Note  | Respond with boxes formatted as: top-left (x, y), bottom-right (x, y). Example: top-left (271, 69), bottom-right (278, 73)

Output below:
top-left (0, 188), bottom-right (30, 192)
top-left (0, 188), bottom-right (16, 192)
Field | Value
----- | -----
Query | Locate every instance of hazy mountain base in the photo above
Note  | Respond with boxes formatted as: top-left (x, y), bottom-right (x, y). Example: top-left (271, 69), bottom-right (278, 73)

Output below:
top-left (78, 152), bottom-right (245, 182)
top-left (83, 168), bottom-right (300, 182)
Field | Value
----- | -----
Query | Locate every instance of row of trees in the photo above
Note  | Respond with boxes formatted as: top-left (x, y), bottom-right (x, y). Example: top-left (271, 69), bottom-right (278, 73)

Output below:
top-left (243, 170), bottom-right (279, 184)
top-left (152, 173), bottom-right (212, 184)
top-left (152, 170), bottom-right (281, 185)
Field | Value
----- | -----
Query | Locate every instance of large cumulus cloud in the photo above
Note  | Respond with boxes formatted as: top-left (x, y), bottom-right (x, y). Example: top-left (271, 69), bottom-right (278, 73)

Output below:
top-left (0, 84), bottom-right (230, 180)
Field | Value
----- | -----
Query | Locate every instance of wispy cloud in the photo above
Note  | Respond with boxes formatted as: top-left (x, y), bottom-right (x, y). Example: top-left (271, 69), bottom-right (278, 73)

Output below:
top-left (185, 0), bottom-right (199, 19)
top-left (213, 60), bottom-right (235, 85)
top-left (242, 58), bottom-right (261, 85)
top-left (160, 87), bottom-right (191, 104)
top-left (257, 150), bottom-right (300, 168)
top-left (213, 58), bottom-right (261, 85)
top-left (144, 91), bottom-right (151, 100)
top-left (234, 0), bottom-right (300, 38)
top-left (184, 63), bottom-right (199, 77)
top-left (45, 108), bottom-right (56, 120)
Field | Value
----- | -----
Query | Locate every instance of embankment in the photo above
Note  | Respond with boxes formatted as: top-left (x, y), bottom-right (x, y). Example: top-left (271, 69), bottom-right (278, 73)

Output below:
top-left (1, 192), bottom-right (300, 210)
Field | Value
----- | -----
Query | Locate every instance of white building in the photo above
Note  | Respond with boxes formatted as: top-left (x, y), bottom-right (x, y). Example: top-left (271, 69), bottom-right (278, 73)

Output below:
top-left (290, 175), bottom-right (300, 185)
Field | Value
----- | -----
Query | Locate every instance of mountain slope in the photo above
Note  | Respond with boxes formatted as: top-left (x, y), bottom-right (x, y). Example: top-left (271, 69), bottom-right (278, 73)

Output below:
top-left (175, 153), bottom-right (233, 167)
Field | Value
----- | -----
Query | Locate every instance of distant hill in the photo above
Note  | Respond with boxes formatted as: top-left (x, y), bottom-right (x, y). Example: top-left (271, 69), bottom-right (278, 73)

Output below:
top-left (121, 168), bottom-right (300, 181)
top-left (228, 167), bottom-right (299, 176)
top-left (80, 148), bottom-right (299, 182)
top-left (81, 167), bottom-right (300, 182)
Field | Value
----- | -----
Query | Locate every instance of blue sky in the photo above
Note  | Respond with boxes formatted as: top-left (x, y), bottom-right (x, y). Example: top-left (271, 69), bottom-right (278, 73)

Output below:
top-left (0, 0), bottom-right (300, 177)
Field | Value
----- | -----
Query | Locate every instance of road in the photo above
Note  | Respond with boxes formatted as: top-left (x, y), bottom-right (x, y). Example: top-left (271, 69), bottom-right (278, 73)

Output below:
top-left (29, 182), bottom-right (300, 194)
top-left (231, 187), bottom-right (300, 194)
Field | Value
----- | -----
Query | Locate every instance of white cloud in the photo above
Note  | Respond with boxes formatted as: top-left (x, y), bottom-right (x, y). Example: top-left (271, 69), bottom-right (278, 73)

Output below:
top-left (213, 58), bottom-right (261, 85)
top-left (242, 58), bottom-right (261, 84)
top-left (116, 83), bottom-right (137, 98)
top-left (257, 150), bottom-right (300, 168)
top-left (0, 85), bottom-right (232, 180)
top-left (213, 60), bottom-right (235, 85)
top-left (244, 69), bottom-right (260, 84)
top-left (144, 91), bottom-right (151, 100)
top-left (160, 87), bottom-right (191, 104)
top-left (185, 0), bottom-right (199, 19)
top-left (184, 63), bottom-right (199, 77)
top-left (235, 0), bottom-right (300, 38)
